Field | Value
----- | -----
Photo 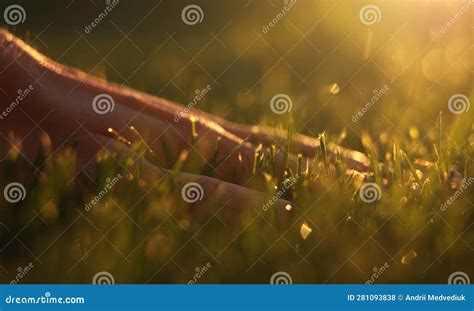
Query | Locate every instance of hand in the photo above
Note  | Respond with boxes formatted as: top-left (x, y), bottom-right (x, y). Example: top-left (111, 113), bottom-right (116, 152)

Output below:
top-left (0, 29), bottom-right (369, 226)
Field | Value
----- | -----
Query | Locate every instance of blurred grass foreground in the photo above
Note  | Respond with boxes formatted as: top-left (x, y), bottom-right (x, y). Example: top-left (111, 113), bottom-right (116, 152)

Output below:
top-left (0, 0), bottom-right (473, 283)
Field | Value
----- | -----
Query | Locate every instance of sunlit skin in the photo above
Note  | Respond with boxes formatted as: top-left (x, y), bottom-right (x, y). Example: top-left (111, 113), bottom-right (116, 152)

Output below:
top-left (0, 30), bottom-right (370, 225)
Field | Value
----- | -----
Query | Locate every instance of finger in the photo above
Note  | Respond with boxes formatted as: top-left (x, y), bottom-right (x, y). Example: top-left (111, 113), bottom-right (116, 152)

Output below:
top-left (77, 133), bottom-right (295, 228)
top-left (206, 120), bottom-right (370, 172)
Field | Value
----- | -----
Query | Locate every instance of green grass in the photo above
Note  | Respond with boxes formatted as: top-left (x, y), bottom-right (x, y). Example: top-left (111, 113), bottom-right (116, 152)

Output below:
top-left (0, 112), bottom-right (472, 284)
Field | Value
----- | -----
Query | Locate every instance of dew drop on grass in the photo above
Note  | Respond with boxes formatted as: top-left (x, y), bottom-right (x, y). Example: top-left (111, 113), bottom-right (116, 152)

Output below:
top-left (401, 249), bottom-right (417, 264)
top-left (300, 222), bottom-right (313, 240)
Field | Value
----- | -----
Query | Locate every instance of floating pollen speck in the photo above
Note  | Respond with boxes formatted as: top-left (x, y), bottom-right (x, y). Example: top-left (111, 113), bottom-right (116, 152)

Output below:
top-left (329, 83), bottom-right (341, 94)
top-left (300, 222), bottom-right (313, 240)
top-left (408, 126), bottom-right (419, 139)
top-left (401, 249), bottom-right (417, 264)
